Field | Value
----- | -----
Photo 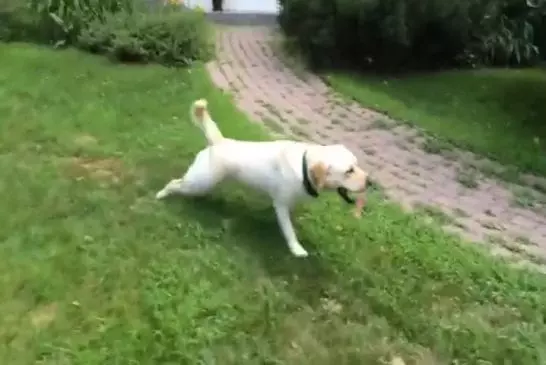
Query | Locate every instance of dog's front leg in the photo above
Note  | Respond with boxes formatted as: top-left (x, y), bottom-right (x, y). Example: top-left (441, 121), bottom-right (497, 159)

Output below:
top-left (273, 202), bottom-right (308, 258)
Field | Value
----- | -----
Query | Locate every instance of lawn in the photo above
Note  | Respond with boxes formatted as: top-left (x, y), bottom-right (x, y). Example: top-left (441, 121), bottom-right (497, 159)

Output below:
top-left (325, 69), bottom-right (546, 177)
top-left (1, 43), bottom-right (546, 364)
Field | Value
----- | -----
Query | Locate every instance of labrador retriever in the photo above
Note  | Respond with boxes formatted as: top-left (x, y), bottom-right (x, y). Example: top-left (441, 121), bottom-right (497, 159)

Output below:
top-left (156, 99), bottom-right (368, 257)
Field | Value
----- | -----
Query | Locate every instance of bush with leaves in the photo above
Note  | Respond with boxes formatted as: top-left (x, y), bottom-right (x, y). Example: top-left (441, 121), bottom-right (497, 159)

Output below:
top-left (1, 0), bottom-right (214, 67)
top-left (0, 0), bottom-right (133, 45)
top-left (475, 0), bottom-right (546, 64)
top-left (77, 6), bottom-right (214, 66)
top-left (278, 0), bottom-right (546, 71)
top-left (0, 0), bottom-right (41, 41)
top-left (26, 0), bottom-right (134, 46)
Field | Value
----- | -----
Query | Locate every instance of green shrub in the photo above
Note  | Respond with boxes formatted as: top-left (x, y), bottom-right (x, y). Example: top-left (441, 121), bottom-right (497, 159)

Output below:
top-left (0, 0), bottom-right (41, 42)
top-left (0, 0), bottom-right (213, 67)
top-left (77, 7), bottom-right (214, 66)
top-left (0, 0), bottom-right (133, 45)
top-left (278, 0), bottom-right (546, 71)
top-left (28, 0), bottom-right (133, 46)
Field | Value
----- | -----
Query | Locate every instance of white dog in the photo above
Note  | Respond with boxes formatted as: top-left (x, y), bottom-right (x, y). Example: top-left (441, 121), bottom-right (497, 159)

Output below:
top-left (156, 99), bottom-right (369, 257)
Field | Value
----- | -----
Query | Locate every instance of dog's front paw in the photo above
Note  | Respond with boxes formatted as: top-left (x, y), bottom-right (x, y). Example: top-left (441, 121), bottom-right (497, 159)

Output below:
top-left (289, 243), bottom-right (309, 258)
top-left (155, 189), bottom-right (168, 200)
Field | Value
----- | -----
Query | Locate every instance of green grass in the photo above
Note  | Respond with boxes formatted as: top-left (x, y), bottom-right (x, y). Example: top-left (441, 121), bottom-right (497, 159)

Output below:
top-left (1, 43), bottom-right (546, 364)
top-left (325, 69), bottom-right (546, 177)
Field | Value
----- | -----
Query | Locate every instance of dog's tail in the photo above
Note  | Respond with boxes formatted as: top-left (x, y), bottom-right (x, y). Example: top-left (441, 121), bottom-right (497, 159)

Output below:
top-left (190, 99), bottom-right (224, 145)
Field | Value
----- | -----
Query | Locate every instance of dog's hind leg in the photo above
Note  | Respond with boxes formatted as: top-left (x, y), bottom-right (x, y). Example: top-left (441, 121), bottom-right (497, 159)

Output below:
top-left (156, 149), bottom-right (225, 199)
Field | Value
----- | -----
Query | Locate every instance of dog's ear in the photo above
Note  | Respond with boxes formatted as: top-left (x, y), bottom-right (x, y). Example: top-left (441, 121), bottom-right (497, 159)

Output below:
top-left (310, 162), bottom-right (328, 189)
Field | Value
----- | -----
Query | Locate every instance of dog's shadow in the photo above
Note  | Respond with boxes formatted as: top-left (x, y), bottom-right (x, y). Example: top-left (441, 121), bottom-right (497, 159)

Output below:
top-left (162, 189), bottom-right (337, 304)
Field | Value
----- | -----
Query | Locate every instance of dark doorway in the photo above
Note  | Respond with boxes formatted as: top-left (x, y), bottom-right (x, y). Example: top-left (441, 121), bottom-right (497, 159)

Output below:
top-left (212, 0), bottom-right (222, 11)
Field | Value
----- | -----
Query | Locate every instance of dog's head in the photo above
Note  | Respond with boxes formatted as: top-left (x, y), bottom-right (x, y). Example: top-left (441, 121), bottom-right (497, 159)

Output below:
top-left (308, 144), bottom-right (368, 193)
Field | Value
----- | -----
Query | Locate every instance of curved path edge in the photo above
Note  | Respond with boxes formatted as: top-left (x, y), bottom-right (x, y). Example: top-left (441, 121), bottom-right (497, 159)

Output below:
top-left (206, 26), bottom-right (546, 271)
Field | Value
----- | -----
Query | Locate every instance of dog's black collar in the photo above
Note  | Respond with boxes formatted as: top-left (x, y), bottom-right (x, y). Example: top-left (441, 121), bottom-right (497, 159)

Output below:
top-left (302, 151), bottom-right (319, 198)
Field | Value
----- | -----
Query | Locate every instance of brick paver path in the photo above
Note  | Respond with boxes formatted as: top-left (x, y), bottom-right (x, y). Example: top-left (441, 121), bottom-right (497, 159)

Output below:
top-left (207, 26), bottom-right (546, 268)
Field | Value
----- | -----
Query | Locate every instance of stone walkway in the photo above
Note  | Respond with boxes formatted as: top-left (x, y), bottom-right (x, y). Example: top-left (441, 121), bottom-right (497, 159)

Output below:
top-left (206, 26), bottom-right (546, 268)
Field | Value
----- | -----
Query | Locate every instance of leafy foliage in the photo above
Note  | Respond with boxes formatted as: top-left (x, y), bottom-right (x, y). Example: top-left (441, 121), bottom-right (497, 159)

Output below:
top-left (28, 0), bottom-right (134, 46)
top-left (278, 0), bottom-right (546, 71)
top-left (0, 0), bottom-right (41, 41)
top-left (0, 0), bottom-right (214, 66)
top-left (77, 7), bottom-right (214, 66)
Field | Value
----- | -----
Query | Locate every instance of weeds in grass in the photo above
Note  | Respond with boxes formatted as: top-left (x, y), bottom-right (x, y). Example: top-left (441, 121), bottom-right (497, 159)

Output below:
top-left (456, 167), bottom-right (480, 189)
top-left (368, 117), bottom-right (392, 130)
top-left (262, 117), bottom-right (285, 134)
top-left (421, 137), bottom-right (452, 155)
top-left (487, 235), bottom-right (527, 255)
top-left (415, 203), bottom-right (455, 226)
top-left (291, 125), bottom-right (311, 139)
top-left (515, 235), bottom-right (536, 246)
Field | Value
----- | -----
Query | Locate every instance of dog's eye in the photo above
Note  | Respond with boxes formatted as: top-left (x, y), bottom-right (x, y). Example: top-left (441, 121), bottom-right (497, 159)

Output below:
top-left (345, 167), bottom-right (355, 175)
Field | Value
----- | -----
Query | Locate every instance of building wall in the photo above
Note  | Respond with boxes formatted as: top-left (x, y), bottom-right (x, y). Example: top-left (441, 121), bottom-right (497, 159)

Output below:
top-left (186, 0), bottom-right (279, 13)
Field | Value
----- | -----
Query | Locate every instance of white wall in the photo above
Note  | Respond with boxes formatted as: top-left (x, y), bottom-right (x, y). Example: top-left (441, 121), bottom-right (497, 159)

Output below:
top-left (186, 0), bottom-right (279, 13)
top-left (223, 0), bottom-right (279, 12)
top-left (186, 0), bottom-right (213, 12)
